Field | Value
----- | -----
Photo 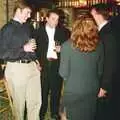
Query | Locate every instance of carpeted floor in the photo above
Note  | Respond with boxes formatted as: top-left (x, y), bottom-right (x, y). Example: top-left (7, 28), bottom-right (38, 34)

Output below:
top-left (0, 81), bottom-right (14, 120)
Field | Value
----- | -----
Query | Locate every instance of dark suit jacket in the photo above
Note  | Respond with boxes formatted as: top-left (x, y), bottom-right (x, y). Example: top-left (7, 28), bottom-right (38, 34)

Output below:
top-left (110, 16), bottom-right (120, 73)
top-left (34, 24), bottom-right (68, 70)
top-left (99, 22), bottom-right (117, 92)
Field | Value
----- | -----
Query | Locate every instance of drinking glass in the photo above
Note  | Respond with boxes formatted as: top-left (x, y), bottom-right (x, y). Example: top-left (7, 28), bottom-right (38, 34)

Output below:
top-left (29, 38), bottom-right (37, 50)
top-left (55, 40), bottom-right (60, 46)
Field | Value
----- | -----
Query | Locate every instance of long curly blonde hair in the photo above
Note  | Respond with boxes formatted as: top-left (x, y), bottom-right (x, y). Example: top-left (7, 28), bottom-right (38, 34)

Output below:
top-left (71, 15), bottom-right (99, 52)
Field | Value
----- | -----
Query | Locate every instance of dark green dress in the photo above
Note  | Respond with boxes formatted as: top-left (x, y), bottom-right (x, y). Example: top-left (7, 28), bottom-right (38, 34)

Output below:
top-left (59, 40), bottom-right (104, 120)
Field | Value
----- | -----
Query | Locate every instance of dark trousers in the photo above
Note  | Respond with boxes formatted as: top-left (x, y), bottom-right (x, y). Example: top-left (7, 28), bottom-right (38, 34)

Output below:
top-left (40, 60), bottom-right (63, 118)
top-left (95, 76), bottom-right (120, 120)
top-left (111, 76), bottom-right (120, 120)
top-left (95, 97), bottom-right (112, 120)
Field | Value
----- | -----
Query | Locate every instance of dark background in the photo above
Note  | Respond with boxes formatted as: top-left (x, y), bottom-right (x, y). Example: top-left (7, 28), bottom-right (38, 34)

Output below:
top-left (25, 0), bottom-right (56, 8)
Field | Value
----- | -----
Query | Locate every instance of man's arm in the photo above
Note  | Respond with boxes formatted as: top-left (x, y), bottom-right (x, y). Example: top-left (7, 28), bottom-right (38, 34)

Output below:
top-left (100, 33), bottom-right (116, 94)
top-left (0, 24), bottom-right (35, 60)
top-left (59, 42), bottom-right (70, 80)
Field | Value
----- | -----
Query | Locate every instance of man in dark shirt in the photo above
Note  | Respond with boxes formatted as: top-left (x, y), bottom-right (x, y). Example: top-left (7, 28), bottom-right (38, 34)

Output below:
top-left (0, 1), bottom-right (41, 120)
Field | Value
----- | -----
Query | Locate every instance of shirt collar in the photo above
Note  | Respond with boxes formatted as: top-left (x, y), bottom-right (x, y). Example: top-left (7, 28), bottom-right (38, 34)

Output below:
top-left (10, 19), bottom-right (22, 26)
top-left (98, 20), bottom-right (108, 31)
top-left (46, 24), bottom-right (55, 30)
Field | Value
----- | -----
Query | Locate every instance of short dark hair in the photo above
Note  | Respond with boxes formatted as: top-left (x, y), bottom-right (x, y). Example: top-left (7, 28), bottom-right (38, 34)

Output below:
top-left (13, 0), bottom-right (32, 14)
top-left (90, 3), bottom-right (110, 20)
top-left (46, 9), bottom-right (59, 18)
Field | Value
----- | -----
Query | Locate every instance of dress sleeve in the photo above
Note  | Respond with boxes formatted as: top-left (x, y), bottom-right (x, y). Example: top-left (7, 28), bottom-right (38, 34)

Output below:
top-left (59, 42), bottom-right (70, 80)
top-left (97, 42), bottom-right (104, 82)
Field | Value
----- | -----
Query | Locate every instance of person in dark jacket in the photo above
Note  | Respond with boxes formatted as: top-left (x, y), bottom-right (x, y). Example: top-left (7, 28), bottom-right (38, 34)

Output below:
top-left (109, 13), bottom-right (120, 120)
top-left (90, 3), bottom-right (117, 120)
top-left (35, 9), bottom-right (69, 120)
top-left (59, 15), bottom-right (104, 120)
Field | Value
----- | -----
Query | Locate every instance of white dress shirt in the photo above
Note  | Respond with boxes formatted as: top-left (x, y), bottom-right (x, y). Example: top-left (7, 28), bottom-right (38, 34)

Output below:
top-left (98, 20), bottom-right (108, 31)
top-left (46, 25), bottom-right (58, 59)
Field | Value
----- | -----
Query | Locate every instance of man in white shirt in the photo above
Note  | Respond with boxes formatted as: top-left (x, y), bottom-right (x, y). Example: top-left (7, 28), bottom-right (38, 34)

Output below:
top-left (35, 9), bottom-right (68, 120)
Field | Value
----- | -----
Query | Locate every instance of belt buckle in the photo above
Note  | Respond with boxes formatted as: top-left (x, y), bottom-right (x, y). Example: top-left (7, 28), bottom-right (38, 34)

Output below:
top-left (47, 58), bottom-right (56, 61)
top-left (19, 60), bottom-right (22, 63)
top-left (24, 60), bottom-right (29, 63)
top-left (19, 60), bottom-right (31, 63)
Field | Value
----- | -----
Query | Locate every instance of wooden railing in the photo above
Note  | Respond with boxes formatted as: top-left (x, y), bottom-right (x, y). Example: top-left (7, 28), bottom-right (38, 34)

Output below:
top-left (55, 0), bottom-right (115, 8)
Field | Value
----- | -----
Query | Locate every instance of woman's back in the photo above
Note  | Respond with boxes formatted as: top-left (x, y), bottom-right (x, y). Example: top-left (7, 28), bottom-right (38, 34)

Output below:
top-left (59, 40), bottom-right (104, 95)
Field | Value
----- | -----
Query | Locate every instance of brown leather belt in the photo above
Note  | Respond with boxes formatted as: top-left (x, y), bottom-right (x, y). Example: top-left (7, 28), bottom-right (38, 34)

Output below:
top-left (47, 58), bottom-right (57, 61)
top-left (9, 60), bottom-right (33, 64)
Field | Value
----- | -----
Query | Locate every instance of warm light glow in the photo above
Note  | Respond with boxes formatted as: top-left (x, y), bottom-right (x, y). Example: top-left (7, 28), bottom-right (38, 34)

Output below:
top-left (116, 0), bottom-right (120, 5)
top-left (79, 0), bottom-right (87, 6)
top-left (36, 12), bottom-right (40, 22)
top-left (57, 0), bottom-right (109, 7)
top-left (72, 0), bottom-right (87, 7)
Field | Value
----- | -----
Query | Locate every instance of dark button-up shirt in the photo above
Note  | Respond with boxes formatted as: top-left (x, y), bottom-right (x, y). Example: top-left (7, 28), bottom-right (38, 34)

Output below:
top-left (0, 19), bottom-right (37, 61)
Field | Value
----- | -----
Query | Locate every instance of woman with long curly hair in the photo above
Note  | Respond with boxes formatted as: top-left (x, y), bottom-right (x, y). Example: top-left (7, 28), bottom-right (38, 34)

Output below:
top-left (59, 15), bottom-right (104, 120)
